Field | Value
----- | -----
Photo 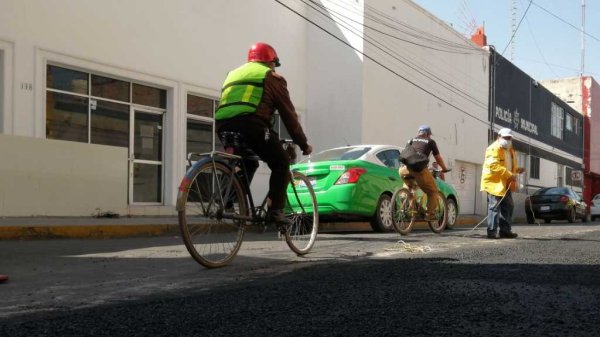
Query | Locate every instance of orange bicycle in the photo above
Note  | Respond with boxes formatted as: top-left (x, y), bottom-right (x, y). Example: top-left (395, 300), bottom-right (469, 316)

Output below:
top-left (391, 168), bottom-right (450, 235)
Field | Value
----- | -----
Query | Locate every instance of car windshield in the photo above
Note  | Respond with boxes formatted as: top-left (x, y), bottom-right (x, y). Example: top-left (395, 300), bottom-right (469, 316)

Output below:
top-left (534, 187), bottom-right (569, 196)
top-left (300, 146), bottom-right (371, 163)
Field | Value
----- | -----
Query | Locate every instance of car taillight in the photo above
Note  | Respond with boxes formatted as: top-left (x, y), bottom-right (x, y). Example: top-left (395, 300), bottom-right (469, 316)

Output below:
top-left (559, 195), bottom-right (569, 204)
top-left (335, 168), bottom-right (367, 185)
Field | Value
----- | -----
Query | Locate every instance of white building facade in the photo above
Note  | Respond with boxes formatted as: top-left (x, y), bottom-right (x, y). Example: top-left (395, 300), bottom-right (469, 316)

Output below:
top-left (0, 0), bottom-right (490, 217)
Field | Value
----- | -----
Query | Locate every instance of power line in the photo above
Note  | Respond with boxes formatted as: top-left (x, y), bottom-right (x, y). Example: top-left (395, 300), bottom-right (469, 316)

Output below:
top-left (299, 0), bottom-right (488, 109)
top-left (305, 0), bottom-right (475, 54)
top-left (274, 0), bottom-right (491, 127)
top-left (361, 2), bottom-right (482, 51)
top-left (531, 0), bottom-right (600, 42)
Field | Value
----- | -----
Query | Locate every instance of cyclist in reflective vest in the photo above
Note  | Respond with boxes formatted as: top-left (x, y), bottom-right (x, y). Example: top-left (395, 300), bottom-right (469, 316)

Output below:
top-left (216, 42), bottom-right (312, 228)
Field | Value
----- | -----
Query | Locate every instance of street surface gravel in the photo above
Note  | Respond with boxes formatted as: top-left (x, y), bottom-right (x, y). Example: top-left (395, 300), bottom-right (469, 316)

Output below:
top-left (0, 224), bottom-right (599, 336)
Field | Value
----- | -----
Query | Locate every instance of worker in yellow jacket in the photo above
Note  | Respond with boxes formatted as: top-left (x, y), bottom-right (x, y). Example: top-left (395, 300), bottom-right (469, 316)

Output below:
top-left (480, 128), bottom-right (525, 239)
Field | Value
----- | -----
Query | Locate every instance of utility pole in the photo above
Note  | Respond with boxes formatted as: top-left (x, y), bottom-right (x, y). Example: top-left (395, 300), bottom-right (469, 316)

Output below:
top-left (510, 0), bottom-right (517, 61)
top-left (581, 0), bottom-right (586, 76)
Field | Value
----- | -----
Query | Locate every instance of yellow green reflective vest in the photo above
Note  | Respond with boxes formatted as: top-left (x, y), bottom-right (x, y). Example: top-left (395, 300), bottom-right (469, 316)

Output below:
top-left (215, 62), bottom-right (270, 120)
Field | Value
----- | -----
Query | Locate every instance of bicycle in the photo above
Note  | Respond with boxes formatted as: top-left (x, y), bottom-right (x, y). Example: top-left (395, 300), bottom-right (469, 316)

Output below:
top-left (391, 168), bottom-right (451, 235)
top-left (176, 131), bottom-right (319, 268)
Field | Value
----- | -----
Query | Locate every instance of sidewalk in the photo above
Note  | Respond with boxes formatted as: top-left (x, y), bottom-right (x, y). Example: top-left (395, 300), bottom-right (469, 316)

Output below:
top-left (0, 214), bottom-right (488, 239)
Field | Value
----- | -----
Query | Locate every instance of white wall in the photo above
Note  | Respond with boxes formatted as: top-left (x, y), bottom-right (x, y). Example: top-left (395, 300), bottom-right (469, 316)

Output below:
top-left (531, 158), bottom-right (561, 190)
top-left (361, 0), bottom-right (489, 165)
top-left (360, 0), bottom-right (490, 214)
top-left (0, 0), bottom-right (310, 215)
top-left (0, 0), bottom-right (309, 137)
top-left (0, 134), bottom-right (128, 216)
top-left (0, 0), bottom-right (493, 216)
top-left (306, 0), bottom-right (364, 151)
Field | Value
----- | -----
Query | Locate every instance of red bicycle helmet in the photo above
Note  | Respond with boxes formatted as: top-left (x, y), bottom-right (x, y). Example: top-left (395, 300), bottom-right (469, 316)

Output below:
top-left (247, 42), bottom-right (281, 67)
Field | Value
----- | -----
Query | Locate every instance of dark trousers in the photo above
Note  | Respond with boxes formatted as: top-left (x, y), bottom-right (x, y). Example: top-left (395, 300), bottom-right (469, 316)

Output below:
top-left (486, 190), bottom-right (514, 234)
top-left (216, 116), bottom-right (290, 210)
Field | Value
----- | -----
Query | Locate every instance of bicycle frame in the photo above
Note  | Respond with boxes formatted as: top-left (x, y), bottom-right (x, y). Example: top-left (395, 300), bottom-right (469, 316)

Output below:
top-left (177, 151), bottom-right (258, 222)
top-left (177, 150), bottom-right (305, 226)
top-left (177, 144), bottom-right (319, 267)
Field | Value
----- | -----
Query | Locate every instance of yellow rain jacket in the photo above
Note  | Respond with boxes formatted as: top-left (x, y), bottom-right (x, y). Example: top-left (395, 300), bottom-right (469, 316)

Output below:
top-left (480, 141), bottom-right (520, 196)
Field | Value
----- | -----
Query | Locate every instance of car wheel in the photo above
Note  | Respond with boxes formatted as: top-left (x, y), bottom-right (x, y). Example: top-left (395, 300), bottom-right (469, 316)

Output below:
top-left (370, 194), bottom-right (393, 232)
top-left (568, 207), bottom-right (576, 223)
top-left (526, 212), bottom-right (535, 224)
top-left (445, 198), bottom-right (458, 229)
top-left (544, 219), bottom-right (551, 224)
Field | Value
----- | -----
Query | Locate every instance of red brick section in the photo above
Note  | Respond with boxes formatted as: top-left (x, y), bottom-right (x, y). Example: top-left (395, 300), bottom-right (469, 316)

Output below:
top-left (470, 26), bottom-right (487, 47)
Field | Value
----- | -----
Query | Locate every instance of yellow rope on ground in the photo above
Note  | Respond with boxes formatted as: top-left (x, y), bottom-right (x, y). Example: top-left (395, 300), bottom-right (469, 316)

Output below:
top-left (385, 240), bottom-right (432, 253)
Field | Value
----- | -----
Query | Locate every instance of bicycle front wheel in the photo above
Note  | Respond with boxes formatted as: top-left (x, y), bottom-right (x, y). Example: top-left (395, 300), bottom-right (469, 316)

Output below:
top-left (284, 171), bottom-right (319, 255)
top-left (391, 188), bottom-right (416, 235)
top-left (426, 191), bottom-right (448, 233)
top-left (178, 161), bottom-right (247, 268)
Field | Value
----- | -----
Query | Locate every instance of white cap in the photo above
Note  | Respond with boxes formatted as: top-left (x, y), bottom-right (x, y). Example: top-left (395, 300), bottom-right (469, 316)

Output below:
top-left (498, 128), bottom-right (513, 137)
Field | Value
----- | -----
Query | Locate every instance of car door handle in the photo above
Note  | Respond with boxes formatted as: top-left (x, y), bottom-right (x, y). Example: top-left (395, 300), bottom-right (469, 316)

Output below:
top-left (388, 177), bottom-right (397, 181)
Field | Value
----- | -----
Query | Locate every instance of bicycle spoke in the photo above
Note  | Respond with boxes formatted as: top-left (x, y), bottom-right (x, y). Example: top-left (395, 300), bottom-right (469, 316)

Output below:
top-left (178, 161), bottom-right (246, 268)
top-left (392, 188), bottom-right (416, 235)
top-left (284, 172), bottom-right (318, 255)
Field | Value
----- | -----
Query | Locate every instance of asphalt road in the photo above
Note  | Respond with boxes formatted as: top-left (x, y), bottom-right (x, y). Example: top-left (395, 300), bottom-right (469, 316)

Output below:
top-left (1, 222), bottom-right (599, 336)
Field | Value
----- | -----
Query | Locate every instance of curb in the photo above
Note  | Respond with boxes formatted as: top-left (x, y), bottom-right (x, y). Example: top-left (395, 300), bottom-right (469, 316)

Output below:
top-left (0, 215), bottom-right (491, 240)
top-left (0, 224), bottom-right (179, 240)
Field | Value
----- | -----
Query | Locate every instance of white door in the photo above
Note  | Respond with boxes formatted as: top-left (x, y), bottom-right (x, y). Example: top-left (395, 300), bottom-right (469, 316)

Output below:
top-left (450, 161), bottom-right (477, 214)
top-left (129, 108), bottom-right (164, 204)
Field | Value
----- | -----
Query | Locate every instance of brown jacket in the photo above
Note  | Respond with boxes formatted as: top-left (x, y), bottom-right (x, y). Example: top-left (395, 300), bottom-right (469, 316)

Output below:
top-left (254, 71), bottom-right (308, 152)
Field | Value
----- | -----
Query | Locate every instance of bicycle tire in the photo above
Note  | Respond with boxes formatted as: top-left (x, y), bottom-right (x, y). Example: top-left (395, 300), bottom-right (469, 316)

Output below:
top-left (283, 171), bottom-right (319, 255)
top-left (426, 191), bottom-right (447, 233)
top-left (178, 161), bottom-right (247, 268)
top-left (391, 188), bottom-right (416, 235)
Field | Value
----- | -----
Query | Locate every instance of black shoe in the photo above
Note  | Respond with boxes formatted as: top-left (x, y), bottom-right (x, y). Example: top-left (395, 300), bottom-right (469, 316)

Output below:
top-left (267, 210), bottom-right (292, 232)
top-left (499, 231), bottom-right (518, 239)
top-left (486, 232), bottom-right (497, 239)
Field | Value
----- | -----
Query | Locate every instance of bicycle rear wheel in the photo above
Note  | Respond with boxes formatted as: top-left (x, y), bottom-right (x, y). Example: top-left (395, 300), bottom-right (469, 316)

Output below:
top-left (426, 191), bottom-right (447, 233)
top-left (284, 171), bottom-right (319, 255)
top-left (178, 161), bottom-right (247, 268)
top-left (391, 188), bottom-right (416, 235)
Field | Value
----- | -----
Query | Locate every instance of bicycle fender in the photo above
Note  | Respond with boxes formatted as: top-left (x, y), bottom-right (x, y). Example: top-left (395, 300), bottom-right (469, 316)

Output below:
top-left (176, 157), bottom-right (230, 212)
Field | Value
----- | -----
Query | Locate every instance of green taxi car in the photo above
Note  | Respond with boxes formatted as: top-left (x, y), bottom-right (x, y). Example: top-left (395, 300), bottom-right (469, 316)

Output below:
top-left (288, 145), bottom-right (460, 232)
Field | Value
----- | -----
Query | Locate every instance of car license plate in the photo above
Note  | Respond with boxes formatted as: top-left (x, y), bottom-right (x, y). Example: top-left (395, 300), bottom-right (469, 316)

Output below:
top-left (296, 177), bottom-right (316, 187)
top-left (540, 205), bottom-right (550, 212)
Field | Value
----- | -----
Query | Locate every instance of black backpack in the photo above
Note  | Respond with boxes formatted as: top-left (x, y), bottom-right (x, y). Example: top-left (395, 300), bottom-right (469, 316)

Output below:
top-left (399, 140), bottom-right (429, 172)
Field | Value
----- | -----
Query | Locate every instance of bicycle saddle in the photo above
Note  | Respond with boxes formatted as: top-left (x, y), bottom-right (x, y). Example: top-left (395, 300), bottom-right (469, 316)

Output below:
top-left (218, 132), bottom-right (260, 160)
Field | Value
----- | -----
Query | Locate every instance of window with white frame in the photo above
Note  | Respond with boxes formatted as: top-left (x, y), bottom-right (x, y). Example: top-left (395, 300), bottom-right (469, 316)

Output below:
top-left (272, 113), bottom-right (292, 140)
top-left (565, 113), bottom-right (573, 132)
top-left (46, 65), bottom-right (166, 144)
top-left (46, 64), bottom-right (167, 203)
top-left (551, 102), bottom-right (564, 139)
top-left (529, 156), bottom-right (540, 179)
top-left (186, 94), bottom-right (219, 157)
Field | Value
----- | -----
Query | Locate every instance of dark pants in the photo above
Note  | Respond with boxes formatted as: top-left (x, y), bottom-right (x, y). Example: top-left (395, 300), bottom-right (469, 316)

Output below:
top-left (486, 190), bottom-right (514, 234)
top-left (216, 115), bottom-right (290, 210)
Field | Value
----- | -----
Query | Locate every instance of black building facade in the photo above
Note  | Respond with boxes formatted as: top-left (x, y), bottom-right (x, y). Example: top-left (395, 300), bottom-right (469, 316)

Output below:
top-left (489, 48), bottom-right (583, 188)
